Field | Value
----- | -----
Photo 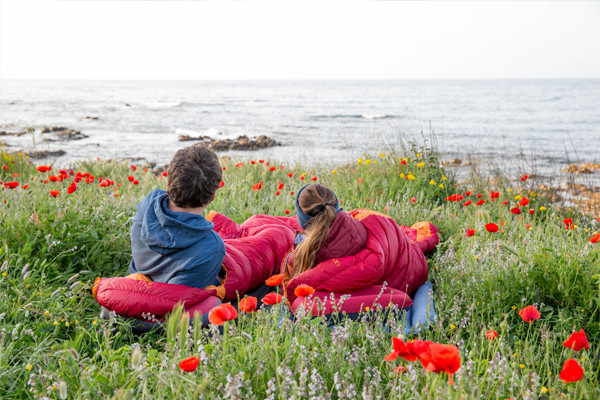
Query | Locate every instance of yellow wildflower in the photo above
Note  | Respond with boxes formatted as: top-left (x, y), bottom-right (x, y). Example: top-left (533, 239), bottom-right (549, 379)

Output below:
top-left (400, 173), bottom-right (405, 178)
top-left (53, 321), bottom-right (59, 326)
top-left (358, 159), bottom-right (363, 165)
top-left (519, 364), bottom-right (525, 369)
top-left (331, 170), bottom-right (337, 174)
top-left (438, 184), bottom-right (444, 188)
top-left (541, 387), bottom-right (548, 394)
top-left (380, 153), bottom-right (385, 158)
top-left (93, 320), bottom-right (97, 325)
top-left (44, 310), bottom-right (50, 316)
top-left (365, 159), bottom-right (372, 165)
top-left (25, 364), bottom-right (32, 371)
top-left (539, 206), bottom-right (546, 211)
top-left (442, 176), bottom-right (447, 180)
top-left (373, 160), bottom-right (378, 164)
top-left (416, 153), bottom-right (421, 157)
top-left (511, 306), bottom-right (517, 310)
top-left (416, 162), bottom-right (425, 167)
top-left (429, 180), bottom-right (436, 185)
top-left (515, 195), bottom-right (522, 200)
top-left (407, 174), bottom-right (416, 180)
top-left (2, 273), bottom-right (5, 277)
top-left (65, 322), bottom-right (69, 327)
top-left (449, 324), bottom-right (456, 330)
top-left (474, 255), bottom-right (479, 260)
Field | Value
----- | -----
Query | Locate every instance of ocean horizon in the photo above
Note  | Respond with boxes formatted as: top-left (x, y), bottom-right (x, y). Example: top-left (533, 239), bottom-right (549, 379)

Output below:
top-left (1, 79), bottom-right (599, 173)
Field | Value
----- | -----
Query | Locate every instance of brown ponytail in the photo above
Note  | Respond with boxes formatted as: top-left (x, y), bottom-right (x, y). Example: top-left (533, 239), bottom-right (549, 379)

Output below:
top-left (293, 184), bottom-right (338, 276)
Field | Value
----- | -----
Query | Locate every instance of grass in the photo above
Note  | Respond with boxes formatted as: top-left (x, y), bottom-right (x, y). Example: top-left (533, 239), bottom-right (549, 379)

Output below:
top-left (0, 144), bottom-right (598, 399)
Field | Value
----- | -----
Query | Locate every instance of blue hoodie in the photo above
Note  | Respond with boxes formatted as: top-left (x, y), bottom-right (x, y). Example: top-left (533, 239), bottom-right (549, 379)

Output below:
top-left (128, 189), bottom-right (225, 288)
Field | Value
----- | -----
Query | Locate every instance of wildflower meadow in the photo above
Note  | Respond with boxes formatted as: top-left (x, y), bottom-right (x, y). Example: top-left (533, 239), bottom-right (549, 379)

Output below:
top-left (0, 144), bottom-right (598, 399)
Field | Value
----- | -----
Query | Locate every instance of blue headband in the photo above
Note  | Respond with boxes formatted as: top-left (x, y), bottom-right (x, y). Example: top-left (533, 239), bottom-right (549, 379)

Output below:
top-left (295, 184), bottom-right (340, 229)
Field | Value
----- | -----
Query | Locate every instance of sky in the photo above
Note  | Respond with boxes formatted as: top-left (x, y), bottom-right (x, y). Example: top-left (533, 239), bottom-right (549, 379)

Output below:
top-left (1, 1), bottom-right (599, 80)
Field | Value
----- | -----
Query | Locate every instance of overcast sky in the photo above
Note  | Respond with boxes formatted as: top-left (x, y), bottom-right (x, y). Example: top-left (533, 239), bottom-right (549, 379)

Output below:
top-left (1, 1), bottom-right (599, 80)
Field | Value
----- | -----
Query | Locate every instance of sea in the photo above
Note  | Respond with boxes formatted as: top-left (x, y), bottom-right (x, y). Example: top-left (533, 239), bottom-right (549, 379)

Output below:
top-left (1, 79), bottom-right (599, 175)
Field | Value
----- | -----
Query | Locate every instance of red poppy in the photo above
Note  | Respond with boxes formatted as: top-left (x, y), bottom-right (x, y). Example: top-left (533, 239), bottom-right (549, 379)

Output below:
top-left (262, 293), bottom-right (283, 305)
top-left (4, 182), bottom-right (18, 189)
top-left (48, 175), bottom-right (61, 182)
top-left (529, 209), bottom-right (535, 215)
top-left (463, 200), bottom-right (472, 206)
top-left (311, 176), bottom-right (318, 181)
top-left (287, 173), bottom-right (293, 178)
top-left (285, 209), bottom-right (290, 214)
top-left (294, 284), bottom-right (315, 297)
top-left (400, 160), bottom-right (406, 165)
top-left (502, 201), bottom-right (508, 206)
top-left (208, 303), bottom-right (238, 325)
top-left (267, 166), bottom-right (275, 171)
top-left (393, 365), bottom-right (407, 374)
top-left (510, 207), bottom-right (522, 215)
top-left (12, 173), bottom-right (19, 178)
top-left (130, 165), bottom-right (137, 171)
top-left (259, 159), bottom-right (264, 164)
top-left (99, 180), bottom-right (110, 187)
top-left (37, 166), bottom-right (51, 172)
top-left (278, 183), bottom-right (284, 190)
top-left (563, 329), bottom-right (589, 351)
top-left (475, 199), bottom-right (485, 206)
top-left (525, 224), bottom-right (531, 229)
top-left (518, 305), bottom-right (541, 322)
top-left (21, 185), bottom-right (29, 189)
top-left (490, 191), bottom-right (500, 199)
top-left (563, 218), bottom-right (574, 230)
top-left (2, 165), bottom-right (10, 170)
top-left (410, 197), bottom-right (416, 204)
top-left (385, 337), bottom-right (420, 362)
top-left (416, 342), bottom-right (461, 385)
top-left (521, 175), bottom-right (528, 182)
top-left (236, 162), bottom-right (244, 168)
top-left (252, 181), bottom-right (263, 191)
top-left (485, 223), bottom-right (499, 233)
top-left (476, 194), bottom-right (483, 198)
top-left (445, 194), bottom-right (464, 202)
top-left (519, 197), bottom-right (529, 206)
top-left (357, 178), bottom-right (364, 184)
top-left (289, 191), bottom-right (294, 195)
top-left (238, 296), bottom-right (258, 313)
top-left (86, 176), bottom-right (95, 184)
top-left (466, 229), bottom-right (476, 237)
top-left (49, 190), bottom-right (60, 197)
top-left (590, 233), bottom-right (600, 243)
top-left (299, 176), bottom-right (304, 181)
top-left (265, 274), bottom-right (283, 286)
top-left (67, 182), bottom-right (77, 194)
top-left (485, 330), bottom-right (498, 340)
top-left (128, 175), bottom-right (134, 182)
top-left (464, 191), bottom-right (472, 196)
top-left (178, 356), bottom-right (200, 372)
top-left (559, 359), bottom-right (584, 383)
top-left (219, 181), bottom-right (225, 188)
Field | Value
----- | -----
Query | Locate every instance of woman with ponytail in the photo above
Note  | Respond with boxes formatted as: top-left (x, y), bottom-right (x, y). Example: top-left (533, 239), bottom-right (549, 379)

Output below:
top-left (292, 184), bottom-right (363, 276)
top-left (283, 183), bottom-right (440, 333)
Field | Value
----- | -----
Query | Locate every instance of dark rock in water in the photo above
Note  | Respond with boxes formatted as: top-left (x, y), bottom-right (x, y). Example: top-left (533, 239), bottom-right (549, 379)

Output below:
top-left (178, 134), bottom-right (211, 142)
top-left (40, 126), bottom-right (69, 134)
top-left (125, 103), bottom-right (131, 107)
top-left (41, 127), bottom-right (88, 141)
top-left (82, 116), bottom-right (100, 120)
top-left (0, 127), bottom-right (33, 137)
top-left (24, 149), bottom-right (66, 159)
top-left (194, 135), bottom-right (280, 152)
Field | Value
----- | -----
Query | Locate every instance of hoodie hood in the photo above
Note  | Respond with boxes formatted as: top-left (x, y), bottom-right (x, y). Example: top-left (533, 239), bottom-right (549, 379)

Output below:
top-left (137, 189), bottom-right (214, 255)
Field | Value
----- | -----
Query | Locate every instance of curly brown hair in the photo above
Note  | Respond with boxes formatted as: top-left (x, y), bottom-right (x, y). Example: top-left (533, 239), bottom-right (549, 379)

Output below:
top-left (167, 146), bottom-right (222, 208)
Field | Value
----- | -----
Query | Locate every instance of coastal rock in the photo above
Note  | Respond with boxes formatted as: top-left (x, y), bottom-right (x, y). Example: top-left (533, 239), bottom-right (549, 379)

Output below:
top-left (194, 135), bottom-right (280, 152)
top-left (0, 127), bottom-right (33, 137)
top-left (443, 158), bottom-right (462, 166)
top-left (24, 149), bottom-right (66, 159)
top-left (562, 163), bottom-right (600, 174)
top-left (178, 134), bottom-right (211, 142)
top-left (41, 126), bottom-right (88, 141)
top-left (81, 116), bottom-right (100, 120)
